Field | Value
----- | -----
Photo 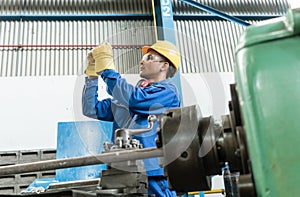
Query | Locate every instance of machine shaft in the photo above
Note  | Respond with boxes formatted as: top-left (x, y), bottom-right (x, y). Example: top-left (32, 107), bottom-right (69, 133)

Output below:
top-left (0, 148), bottom-right (163, 176)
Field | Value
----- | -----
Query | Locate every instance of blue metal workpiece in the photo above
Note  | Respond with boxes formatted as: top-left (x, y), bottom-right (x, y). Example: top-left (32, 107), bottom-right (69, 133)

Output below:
top-left (179, 0), bottom-right (251, 26)
top-left (25, 121), bottom-right (112, 192)
top-left (24, 178), bottom-right (58, 193)
top-left (56, 121), bottom-right (112, 182)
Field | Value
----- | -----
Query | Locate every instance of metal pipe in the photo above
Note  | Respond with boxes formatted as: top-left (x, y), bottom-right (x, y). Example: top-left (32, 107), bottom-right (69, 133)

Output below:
top-left (0, 148), bottom-right (163, 176)
top-left (179, 0), bottom-right (251, 27)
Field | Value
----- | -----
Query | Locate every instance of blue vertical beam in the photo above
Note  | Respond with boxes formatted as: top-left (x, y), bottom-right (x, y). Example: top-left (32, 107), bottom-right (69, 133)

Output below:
top-left (152, 0), bottom-right (183, 105)
top-left (152, 0), bottom-right (176, 41)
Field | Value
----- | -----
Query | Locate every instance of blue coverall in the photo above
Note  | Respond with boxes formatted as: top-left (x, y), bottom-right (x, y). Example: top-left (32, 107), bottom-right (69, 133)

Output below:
top-left (82, 69), bottom-right (180, 196)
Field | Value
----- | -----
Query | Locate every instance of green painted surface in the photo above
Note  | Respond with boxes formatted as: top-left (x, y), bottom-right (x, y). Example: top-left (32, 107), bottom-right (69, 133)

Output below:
top-left (234, 8), bottom-right (300, 197)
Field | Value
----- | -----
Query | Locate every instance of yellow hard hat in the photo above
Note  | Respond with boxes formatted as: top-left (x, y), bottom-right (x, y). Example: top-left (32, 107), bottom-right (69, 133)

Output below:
top-left (142, 40), bottom-right (181, 72)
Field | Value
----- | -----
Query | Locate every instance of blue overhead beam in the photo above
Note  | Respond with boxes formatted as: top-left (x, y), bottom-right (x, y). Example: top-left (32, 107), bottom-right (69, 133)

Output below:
top-left (179, 0), bottom-right (251, 26)
top-left (0, 14), bottom-right (153, 21)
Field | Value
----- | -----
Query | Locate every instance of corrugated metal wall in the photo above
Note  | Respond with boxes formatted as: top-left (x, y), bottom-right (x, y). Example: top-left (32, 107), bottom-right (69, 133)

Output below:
top-left (0, 20), bottom-right (155, 76)
top-left (0, 0), bottom-right (152, 14)
top-left (176, 20), bottom-right (246, 73)
top-left (0, 0), bottom-right (290, 77)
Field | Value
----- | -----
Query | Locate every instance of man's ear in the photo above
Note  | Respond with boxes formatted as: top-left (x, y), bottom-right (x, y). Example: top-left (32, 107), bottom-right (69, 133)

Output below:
top-left (161, 62), bottom-right (169, 71)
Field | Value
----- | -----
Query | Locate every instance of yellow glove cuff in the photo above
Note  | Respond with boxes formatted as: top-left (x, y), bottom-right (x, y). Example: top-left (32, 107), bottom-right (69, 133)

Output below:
top-left (85, 64), bottom-right (98, 77)
top-left (84, 52), bottom-right (98, 77)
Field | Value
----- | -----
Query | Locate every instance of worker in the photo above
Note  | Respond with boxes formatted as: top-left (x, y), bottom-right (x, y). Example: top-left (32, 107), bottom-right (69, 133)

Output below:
top-left (82, 40), bottom-right (181, 196)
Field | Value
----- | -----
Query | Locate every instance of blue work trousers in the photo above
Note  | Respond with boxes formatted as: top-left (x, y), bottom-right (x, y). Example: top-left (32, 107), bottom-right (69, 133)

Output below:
top-left (148, 176), bottom-right (177, 197)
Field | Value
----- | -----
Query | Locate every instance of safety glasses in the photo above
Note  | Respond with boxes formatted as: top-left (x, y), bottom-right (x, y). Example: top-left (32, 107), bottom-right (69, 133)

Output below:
top-left (142, 53), bottom-right (165, 63)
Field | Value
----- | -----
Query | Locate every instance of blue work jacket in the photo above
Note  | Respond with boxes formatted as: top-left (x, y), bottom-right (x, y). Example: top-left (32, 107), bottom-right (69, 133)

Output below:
top-left (82, 69), bottom-right (180, 176)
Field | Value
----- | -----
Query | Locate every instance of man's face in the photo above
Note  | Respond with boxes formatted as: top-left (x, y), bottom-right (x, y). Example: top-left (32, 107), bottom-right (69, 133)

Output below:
top-left (139, 50), bottom-right (166, 80)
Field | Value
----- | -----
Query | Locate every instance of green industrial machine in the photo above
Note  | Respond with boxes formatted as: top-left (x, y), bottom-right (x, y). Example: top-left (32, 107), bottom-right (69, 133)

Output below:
top-left (235, 8), bottom-right (300, 197)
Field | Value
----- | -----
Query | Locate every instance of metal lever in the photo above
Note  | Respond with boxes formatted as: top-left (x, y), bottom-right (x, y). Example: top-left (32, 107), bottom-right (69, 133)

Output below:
top-left (113, 115), bottom-right (157, 149)
top-left (115, 115), bottom-right (157, 140)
